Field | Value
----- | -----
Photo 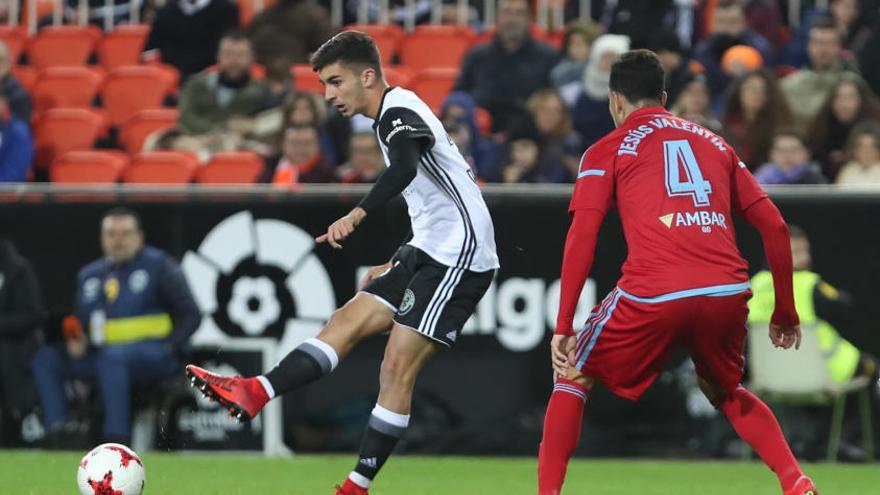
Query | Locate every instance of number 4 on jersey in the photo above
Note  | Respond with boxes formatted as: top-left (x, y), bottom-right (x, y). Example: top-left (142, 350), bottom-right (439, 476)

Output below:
top-left (664, 139), bottom-right (712, 207)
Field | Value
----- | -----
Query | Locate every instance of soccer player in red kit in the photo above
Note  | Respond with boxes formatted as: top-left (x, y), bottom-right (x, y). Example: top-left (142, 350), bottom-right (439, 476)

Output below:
top-left (537, 50), bottom-right (818, 495)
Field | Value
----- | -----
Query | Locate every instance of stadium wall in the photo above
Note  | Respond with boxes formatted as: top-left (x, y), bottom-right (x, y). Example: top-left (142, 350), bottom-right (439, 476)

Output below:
top-left (5, 186), bottom-right (878, 455)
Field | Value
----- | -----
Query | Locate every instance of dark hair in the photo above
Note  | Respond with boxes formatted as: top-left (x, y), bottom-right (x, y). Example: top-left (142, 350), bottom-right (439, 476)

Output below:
top-left (773, 127), bottom-right (807, 145)
top-left (788, 224), bottom-right (807, 241)
top-left (310, 31), bottom-right (383, 77)
top-left (810, 17), bottom-right (840, 35)
top-left (845, 120), bottom-right (880, 159)
top-left (221, 29), bottom-right (250, 44)
top-left (103, 207), bottom-right (142, 231)
top-left (609, 49), bottom-right (665, 104)
top-left (717, 0), bottom-right (742, 11)
top-left (721, 69), bottom-right (792, 164)
top-left (282, 92), bottom-right (326, 129)
top-left (561, 19), bottom-right (600, 57)
top-left (808, 73), bottom-right (880, 145)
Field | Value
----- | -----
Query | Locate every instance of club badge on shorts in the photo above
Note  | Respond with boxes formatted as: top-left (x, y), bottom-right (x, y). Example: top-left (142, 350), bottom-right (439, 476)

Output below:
top-left (399, 289), bottom-right (415, 316)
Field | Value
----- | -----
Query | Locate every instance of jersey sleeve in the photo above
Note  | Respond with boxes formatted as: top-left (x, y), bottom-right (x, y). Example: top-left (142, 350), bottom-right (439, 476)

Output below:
top-left (376, 107), bottom-right (436, 149)
top-left (569, 146), bottom-right (615, 214)
top-left (730, 151), bottom-right (768, 214)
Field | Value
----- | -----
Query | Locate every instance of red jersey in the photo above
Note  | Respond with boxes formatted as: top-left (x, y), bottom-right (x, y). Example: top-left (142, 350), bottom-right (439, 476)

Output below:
top-left (570, 107), bottom-right (767, 297)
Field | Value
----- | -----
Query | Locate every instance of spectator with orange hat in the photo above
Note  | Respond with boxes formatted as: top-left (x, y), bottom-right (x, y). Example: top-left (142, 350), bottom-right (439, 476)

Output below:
top-left (694, 0), bottom-right (773, 100)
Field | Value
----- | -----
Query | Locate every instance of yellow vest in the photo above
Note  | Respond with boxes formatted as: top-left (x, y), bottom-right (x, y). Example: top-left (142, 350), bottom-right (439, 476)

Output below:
top-left (748, 270), bottom-right (860, 383)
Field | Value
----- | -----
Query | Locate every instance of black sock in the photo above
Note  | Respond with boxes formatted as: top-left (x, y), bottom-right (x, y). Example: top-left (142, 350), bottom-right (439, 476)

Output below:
top-left (263, 338), bottom-right (338, 396)
top-left (349, 404), bottom-right (410, 488)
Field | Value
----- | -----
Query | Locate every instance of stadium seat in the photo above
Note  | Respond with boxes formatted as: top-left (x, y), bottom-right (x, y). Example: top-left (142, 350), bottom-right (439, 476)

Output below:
top-left (101, 65), bottom-right (170, 126)
top-left (408, 68), bottom-right (458, 111)
top-left (0, 26), bottom-right (27, 63)
top-left (343, 24), bottom-right (404, 64)
top-left (151, 63), bottom-right (180, 95)
top-left (400, 25), bottom-right (475, 71)
top-left (26, 25), bottom-right (101, 70)
top-left (11, 65), bottom-right (37, 94)
top-left (196, 151), bottom-right (264, 184)
top-left (384, 66), bottom-right (414, 88)
top-left (123, 151), bottom-right (197, 184)
top-left (34, 108), bottom-right (107, 170)
top-left (291, 64), bottom-right (322, 94)
top-left (120, 108), bottom-right (179, 154)
top-left (97, 24), bottom-right (150, 70)
top-left (50, 150), bottom-right (128, 183)
top-left (747, 323), bottom-right (875, 462)
top-left (32, 66), bottom-right (104, 114)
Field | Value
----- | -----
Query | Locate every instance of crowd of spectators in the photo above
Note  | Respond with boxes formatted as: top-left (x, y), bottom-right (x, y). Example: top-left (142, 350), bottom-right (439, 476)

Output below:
top-left (3, 0), bottom-right (880, 186)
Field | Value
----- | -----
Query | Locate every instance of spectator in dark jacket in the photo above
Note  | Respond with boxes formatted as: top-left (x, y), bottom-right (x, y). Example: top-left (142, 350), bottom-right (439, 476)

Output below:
top-left (32, 208), bottom-right (200, 446)
top-left (0, 97), bottom-right (33, 182)
top-left (0, 41), bottom-right (31, 123)
top-left (453, 0), bottom-right (558, 132)
top-left (142, 0), bottom-right (239, 81)
top-left (0, 238), bottom-right (44, 446)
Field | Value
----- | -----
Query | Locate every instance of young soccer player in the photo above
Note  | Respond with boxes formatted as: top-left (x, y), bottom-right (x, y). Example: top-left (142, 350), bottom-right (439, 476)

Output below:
top-left (537, 50), bottom-right (818, 495)
top-left (185, 31), bottom-right (499, 494)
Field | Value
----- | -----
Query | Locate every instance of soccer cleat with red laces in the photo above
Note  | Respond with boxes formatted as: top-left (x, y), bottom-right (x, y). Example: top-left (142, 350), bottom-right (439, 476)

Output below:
top-left (784, 476), bottom-right (819, 495)
top-left (184, 364), bottom-right (269, 422)
top-left (334, 479), bottom-right (369, 495)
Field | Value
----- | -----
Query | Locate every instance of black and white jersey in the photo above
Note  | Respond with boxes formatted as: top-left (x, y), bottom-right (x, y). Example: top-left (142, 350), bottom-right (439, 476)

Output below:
top-left (373, 87), bottom-right (499, 273)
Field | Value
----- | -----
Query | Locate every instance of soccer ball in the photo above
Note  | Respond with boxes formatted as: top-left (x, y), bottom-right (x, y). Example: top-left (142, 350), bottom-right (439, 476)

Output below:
top-left (77, 443), bottom-right (145, 495)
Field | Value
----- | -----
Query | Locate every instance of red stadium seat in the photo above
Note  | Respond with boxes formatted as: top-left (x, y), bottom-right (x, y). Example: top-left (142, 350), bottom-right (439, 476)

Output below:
top-left (400, 25), bottom-right (475, 71)
top-left (26, 25), bottom-right (101, 70)
top-left (343, 24), bottom-right (404, 64)
top-left (119, 108), bottom-right (179, 154)
top-left (33, 66), bottom-right (104, 114)
top-left (34, 108), bottom-right (107, 170)
top-left (97, 25), bottom-right (150, 70)
top-left (11, 65), bottom-right (37, 95)
top-left (50, 150), bottom-right (128, 183)
top-left (384, 66), bottom-right (414, 88)
top-left (0, 26), bottom-right (28, 63)
top-left (101, 65), bottom-right (169, 126)
top-left (291, 64), bottom-right (322, 94)
top-left (408, 68), bottom-right (458, 111)
top-left (123, 151), bottom-right (197, 184)
top-left (196, 151), bottom-right (264, 184)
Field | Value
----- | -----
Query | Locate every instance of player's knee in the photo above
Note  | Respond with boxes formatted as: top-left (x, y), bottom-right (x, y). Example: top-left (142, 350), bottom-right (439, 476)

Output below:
top-left (567, 372), bottom-right (594, 390)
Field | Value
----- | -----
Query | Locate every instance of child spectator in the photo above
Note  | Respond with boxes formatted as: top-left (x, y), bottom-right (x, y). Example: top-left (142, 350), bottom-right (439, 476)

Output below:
top-left (836, 121), bottom-right (880, 185)
top-left (754, 129), bottom-right (828, 185)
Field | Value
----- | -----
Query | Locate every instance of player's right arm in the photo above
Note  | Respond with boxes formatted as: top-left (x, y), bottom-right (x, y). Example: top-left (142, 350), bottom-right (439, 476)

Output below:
top-left (731, 154), bottom-right (801, 349)
top-left (553, 148), bottom-right (614, 373)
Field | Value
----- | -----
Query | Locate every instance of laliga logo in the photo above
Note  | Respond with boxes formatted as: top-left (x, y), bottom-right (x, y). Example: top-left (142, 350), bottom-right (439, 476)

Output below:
top-left (182, 211), bottom-right (336, 356)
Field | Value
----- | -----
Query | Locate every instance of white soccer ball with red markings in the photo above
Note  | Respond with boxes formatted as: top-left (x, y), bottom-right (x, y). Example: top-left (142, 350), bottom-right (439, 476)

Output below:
top-left (77, 443), bottom-right (145, 495)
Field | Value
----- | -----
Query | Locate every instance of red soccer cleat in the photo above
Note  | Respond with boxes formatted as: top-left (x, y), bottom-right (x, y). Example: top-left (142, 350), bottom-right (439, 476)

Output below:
top-left (784, 476), bottom-right (819, 495)
top-left (185, 364), bottom-right (269, 422)
top-left (334, 478), bottom-right (369, 495)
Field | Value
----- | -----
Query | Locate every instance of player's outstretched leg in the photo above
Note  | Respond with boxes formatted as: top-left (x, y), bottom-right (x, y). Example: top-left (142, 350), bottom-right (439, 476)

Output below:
top-left (699, 379), bottom-right (818, 495)
top-left (336, 323), bottom-right (438, 495)
top-left (537, 369), bottom-right (593, 495)
top-left (186, 293), bottom-right (395, 422)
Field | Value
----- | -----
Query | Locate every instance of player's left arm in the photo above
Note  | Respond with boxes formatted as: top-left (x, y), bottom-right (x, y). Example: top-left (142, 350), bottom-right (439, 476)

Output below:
top-left (552, 147), bottom-right (614, 373)
top-left (316, 107), bottom-right (433, 250)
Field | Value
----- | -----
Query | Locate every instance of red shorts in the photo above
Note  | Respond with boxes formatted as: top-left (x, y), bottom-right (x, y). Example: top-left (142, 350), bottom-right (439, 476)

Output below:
top-left (573, 286), bottom-right (752, 401)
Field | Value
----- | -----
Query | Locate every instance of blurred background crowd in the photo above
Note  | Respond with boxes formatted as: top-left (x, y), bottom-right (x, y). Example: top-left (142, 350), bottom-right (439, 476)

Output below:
top-left (2, 0), bottom-right (880, 187)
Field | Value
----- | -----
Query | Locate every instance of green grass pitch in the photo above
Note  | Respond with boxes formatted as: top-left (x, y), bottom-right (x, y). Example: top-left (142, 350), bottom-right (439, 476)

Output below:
top-left (2, 451), bottom-right (878, 494)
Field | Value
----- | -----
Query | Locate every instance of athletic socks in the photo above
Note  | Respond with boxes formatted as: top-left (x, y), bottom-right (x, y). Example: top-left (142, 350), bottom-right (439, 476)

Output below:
top-left (263, 338), bottom-right (339, 397)
top-left (720, 386), bottom-right (804, 492)
top-left (538, 378), bottom-right (588, 495)
top-left (348, 405), bottom-right (410, 489)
